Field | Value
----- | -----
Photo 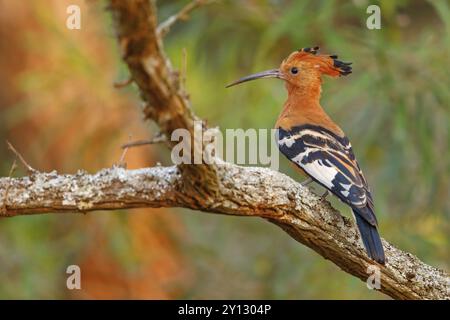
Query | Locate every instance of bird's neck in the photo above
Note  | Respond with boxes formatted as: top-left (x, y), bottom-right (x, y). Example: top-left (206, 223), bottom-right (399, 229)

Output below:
top-left (276, 83), bottom-right (343, 136)
top-left (286, 80), bottom-right (322, 100)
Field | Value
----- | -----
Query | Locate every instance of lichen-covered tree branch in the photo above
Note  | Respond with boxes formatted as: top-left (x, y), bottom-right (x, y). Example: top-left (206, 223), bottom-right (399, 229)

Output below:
top-left (0, 0), bottom-right (448, 300)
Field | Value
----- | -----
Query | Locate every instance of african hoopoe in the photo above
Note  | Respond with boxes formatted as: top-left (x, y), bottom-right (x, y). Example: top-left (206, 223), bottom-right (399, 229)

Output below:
top-left (227, 47), bottom-right (385, 264)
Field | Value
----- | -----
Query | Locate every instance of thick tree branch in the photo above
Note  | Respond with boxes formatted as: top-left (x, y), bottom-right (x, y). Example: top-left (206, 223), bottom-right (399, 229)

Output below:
top-left (109, 0), bottom-right (219, 204)
top-left (0, 164), bottom-right (448, 300)
top-left (110, 0), bottom-right (197, 137)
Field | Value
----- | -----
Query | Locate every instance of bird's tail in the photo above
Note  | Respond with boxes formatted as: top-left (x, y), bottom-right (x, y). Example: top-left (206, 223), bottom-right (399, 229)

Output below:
top-left (353, 210), bottom-right (385, 264)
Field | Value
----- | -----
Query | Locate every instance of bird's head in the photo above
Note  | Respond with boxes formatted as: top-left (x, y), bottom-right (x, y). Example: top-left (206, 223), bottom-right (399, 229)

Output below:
top-left (226, 47), bottom-right (352, 91)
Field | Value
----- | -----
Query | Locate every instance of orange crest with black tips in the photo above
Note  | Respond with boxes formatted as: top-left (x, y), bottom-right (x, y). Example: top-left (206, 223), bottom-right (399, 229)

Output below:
top-left (285, 46), bottom-right (352, 77)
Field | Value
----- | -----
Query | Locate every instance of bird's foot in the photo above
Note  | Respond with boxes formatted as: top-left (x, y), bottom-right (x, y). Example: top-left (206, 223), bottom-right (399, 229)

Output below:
top-left (301, 178), bottom-right (313, 186)
top-left (300, 178), bottom-right (329, 200)
top-left (320, 189), bottom-right (329, 200)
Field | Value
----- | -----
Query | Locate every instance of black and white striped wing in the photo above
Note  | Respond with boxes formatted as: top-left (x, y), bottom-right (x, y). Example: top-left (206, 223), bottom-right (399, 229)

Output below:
top-left (277, 124), bottom-right (376, 225)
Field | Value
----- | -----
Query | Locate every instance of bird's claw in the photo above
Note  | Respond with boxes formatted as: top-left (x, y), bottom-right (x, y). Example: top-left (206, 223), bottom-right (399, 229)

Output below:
top-left (320, 189), bottom-right (329, 200)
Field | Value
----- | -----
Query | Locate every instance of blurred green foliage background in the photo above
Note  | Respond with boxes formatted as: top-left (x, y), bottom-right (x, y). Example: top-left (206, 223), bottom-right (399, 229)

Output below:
top-left (0, 0), bottom-right (448, 299)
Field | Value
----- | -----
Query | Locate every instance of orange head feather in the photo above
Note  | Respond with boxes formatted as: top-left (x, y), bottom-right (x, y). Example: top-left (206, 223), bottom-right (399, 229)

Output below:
top-left (283, 47), bottom-right (352, 77)
top-left (279, 47), bottom-right (352, 92)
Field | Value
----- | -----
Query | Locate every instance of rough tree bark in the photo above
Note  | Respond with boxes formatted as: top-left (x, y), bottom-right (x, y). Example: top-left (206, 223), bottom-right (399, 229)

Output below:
top-left (0, 0), bottom-right (448, 300)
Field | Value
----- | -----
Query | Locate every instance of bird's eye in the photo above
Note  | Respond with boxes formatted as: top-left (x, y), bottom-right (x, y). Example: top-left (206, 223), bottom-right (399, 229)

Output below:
top-left (290, 67), bottom-right (299, 75)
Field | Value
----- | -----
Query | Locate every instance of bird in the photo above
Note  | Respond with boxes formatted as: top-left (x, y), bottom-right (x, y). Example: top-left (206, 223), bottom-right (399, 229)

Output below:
top-left (226, 46), bottom-right (385, 264)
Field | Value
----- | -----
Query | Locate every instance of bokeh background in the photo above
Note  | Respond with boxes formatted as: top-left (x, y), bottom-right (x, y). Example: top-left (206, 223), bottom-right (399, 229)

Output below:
top-left (0, 0), bottom-right (448, 299)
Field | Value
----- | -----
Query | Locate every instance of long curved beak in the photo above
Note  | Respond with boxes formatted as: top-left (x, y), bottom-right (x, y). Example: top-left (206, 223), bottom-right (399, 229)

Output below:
top-left (226, 69), bottom-right (281, 88)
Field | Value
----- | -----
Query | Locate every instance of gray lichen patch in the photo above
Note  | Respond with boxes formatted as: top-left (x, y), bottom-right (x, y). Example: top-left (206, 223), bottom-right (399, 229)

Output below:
top-left (0, 166), bottom-right (181, 210)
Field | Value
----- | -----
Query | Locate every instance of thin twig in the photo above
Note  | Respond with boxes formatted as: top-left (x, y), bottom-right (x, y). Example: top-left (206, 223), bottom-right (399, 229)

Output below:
top-left (178, 47), bottom-right (190, 99)
top-left (181, 47), bottom-right (187, 88)
top-left (1, 160), bottom-right (17, 216)
top-left (119, 146), bottom-right (129, 166)
top-left (117, 134), bottom-right (132, 168)
top-left (6, 141), bottom-right (37, 174)
top-left (121, 134), bottom-right (167, 149)
top-left (114, 77), bottom-right (133, 88)
top-left (157, 0), bottom-right (211, 37)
